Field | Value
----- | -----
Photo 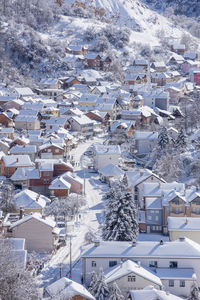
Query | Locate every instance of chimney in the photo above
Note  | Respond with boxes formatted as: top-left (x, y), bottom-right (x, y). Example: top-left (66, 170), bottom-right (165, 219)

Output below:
top-left (19, 207), bottom-right (24, 219)
top-left (179, 236), bottom-right (185, 242)
top-left (185, 218), bottom-right (188, 224)
top-left (137, 261), bottom-right (141, 268)
top-left (166, 291), bottom-right (170, 296)
top-left (94, 240), bottom-right (100, 247)
top-left (132, 239), bottom-right (136, 247)
top-left (36, 194), bottom-right (40, 202)
top-left (42, 215), bottom-right (46, 220)
top-left (16, 158), bottom-right (19, 163)
top-left (160, 240), bottom-right (164, 245)
top-left (120, 261), bottom-right (123, 268)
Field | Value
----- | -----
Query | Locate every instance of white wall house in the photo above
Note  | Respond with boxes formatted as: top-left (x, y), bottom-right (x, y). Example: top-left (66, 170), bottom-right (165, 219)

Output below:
top-left (133, 131), bottom-right (158, 155)
top-left (81, 238), bottom-right (199, 298)
top-left (92, 143), bottom-right (121, 170)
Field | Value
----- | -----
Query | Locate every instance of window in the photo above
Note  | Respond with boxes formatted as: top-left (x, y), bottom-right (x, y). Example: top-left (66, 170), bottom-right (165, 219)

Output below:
top-left (148, 216), bottom-right (152, 220)
top-left (155, 216), bottom-right (159, 221)
top-left (43, 171), bottom-right (50, 177)
top-left (47, 149), bottom-right (52, 153)
top-left (180, 280), bottom-right (185, 287)
top-left (169, 261), bottom-right (178, 268)
top-left (44, 178), bottom-right (50, 184)
top-left (91, 261), bottom-right (96, 267)
top-left (134, 186), bottom-right (138, 193)
top-left (134, 195), bottom-right (138, 201)
top-left (109, 261), bottom-right (117, 267)
top-left (151, 177), bottom-right (154, 180)
top-left (55, 149), bottom-right (60, 153)
top-left (169, 280), bottom-right (174, 287)
top-left (128, 275), bottom-right (136, 282)
top-left (149, 261), bottom-right (157, 268)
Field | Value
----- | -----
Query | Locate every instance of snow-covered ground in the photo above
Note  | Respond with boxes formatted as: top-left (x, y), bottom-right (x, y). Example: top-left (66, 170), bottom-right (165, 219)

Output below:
top-left (37, 136), bottom-right (108, 289)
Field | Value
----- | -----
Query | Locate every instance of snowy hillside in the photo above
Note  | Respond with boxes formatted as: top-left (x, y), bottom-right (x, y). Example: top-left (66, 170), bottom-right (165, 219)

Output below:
top-left (1, 0), bottom-right (200, 85)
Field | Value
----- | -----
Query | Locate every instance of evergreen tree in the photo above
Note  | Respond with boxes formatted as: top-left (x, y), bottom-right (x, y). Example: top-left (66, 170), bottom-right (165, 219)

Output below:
top-left (102, 180), bottom-right (138, 241)
top-left (175, 128), bottom-right (186, 148)
top-left (109, 282), bottom-right (124, 300)
top-left (188, 282), bottom-right (200, 300)
top-left (95, 268), bottom-right (110, 300)
top-left (89, 271), bottom-right (99, 296)
top-left (158, 127), bottom-right (169, 149)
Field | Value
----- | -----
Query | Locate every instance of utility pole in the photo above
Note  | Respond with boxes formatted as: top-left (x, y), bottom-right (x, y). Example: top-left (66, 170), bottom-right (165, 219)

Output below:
top-left (69, 235), bottom-right (72, 278)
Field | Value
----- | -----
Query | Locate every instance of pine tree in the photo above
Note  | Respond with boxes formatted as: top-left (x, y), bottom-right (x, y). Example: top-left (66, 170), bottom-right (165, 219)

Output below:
top-left (175, 128), bottom-right (186, 148)
top-left (95, 268), bottom-right (110, 300)
top-left (158, 127), bottom-right (169, 149)
top-left (102, 180), bottom-right (138, 241)
top-left (89, 271), bottom-right (99, 296)
top-left (188, 282), bottom-right (200, 300)
top-left (109, 282), bottom-right (124, 300)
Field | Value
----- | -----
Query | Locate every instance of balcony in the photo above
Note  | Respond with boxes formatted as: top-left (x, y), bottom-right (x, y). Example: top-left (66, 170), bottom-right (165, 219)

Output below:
top-left (169, 212), bottom-right (185, 217)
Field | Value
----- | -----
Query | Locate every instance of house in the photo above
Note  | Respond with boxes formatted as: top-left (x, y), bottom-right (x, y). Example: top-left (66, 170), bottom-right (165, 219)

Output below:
top-left (151, 61), bottom-right (167, 72)
top-left (99, 164), bottom-right (124, 183)
top-left (171, 43), bottom-right (185, 54)
top-left (129, 286), bottom-right (184, 300)
top-left (13, 189), bottom-right (50, 214)
top-left (45, 117), bottom-right (68, 131)
top-left (49, 176), bottom-right (71, 197)
top-left (86, 110), bottom-right (110, 125)
top-left (10, 136), bottom-right (29, 148)
top-left (92, 143), bottom-right (121, 170)
top-left (193, 70), bottom-right (200, 86)
top-left (45, 277), bottom-right (95, 300)
top-left (0, 155), bottom-right (34, 177)
top-left (165, 87), bottom-right (182, 104)
top-left (35, 158), bottom-right (73, 177)
top-left (66, 45), bottom-right (86, 55)
top-left (133, 59), bottom-right (148, 70)
top-left (84, 54), bottom-right (101, 69)
top-left (39, 78), bottom-right (60, 89)
top-left (14, 114), bottom-right (40, 130)
top-left (38, 143), bottom-right (65, 159)
top-left (4, 99), bottom-right (24, 111)
top-left (14, 87), bottom-right (35, 99)
top-left (168, 217), bottom-right (200, 245)
top-left (184, 52), bottom-right (198, 61)
top-left (168, 54), bottom-right (184, 67)
top-left (0, 127), bottom-right (14, 139)
top-left (133, 131), bottom-right (158, 155)
top-left (68, 115), bottom-right (94, 138)
top-left (82, 238), bottom-right (198, 297)
top-left (105, 260), bottom-right (162, 297)
top-left (10, 145), bottom-right (37, 161)
top-left (8, 213), bottom-right (57, 253)
top-left (100, 56), bottom-right (112, 71)
top-left (181, 60), bottom-right (199, 74)
top-left (63, 172), bottom-right (83, 195)
top-left (1, 237), bottom-right (27, 270)
top-left (0, 112), bottom-right (14, 127)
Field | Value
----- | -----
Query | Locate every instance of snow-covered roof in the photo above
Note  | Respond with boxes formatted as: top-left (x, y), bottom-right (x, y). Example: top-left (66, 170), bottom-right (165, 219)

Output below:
top-left (156, 267), bottom-right (195, 279)
top-left (49, 176), bottom-right (71, 190)
top-left (99, 164), bottom-right (124, 177)
top-left (15, 87), bottom-right (34, 96)
top-left (168, 217), bottom-right (200, 232)
top-left (38, 142), bottom-right (63, 151)
top-left (63, 171), bottom-right (83, 185)
top-left (10, 145), bottom-right (37, 154)
top-left (10, 167), bottom-right (40, 181)
top-left (93, 143), bottom-right (121, 155)
top-left (46, 277), bottom-right (95, 299)
top-left (3, 155), bottom-right (33, 167)
top-left (82, 237), bottom-right (200, 259)
top-left (10, 213), bottom-right (55, 229)
top-left (129, 285), bottom-right (183, 300)
top-left (125, 168), bottom-right (165, 188)
top-left (146, 197), bottom-right (162, 210)
top-left (69, 115), bottom-right (93, 125)
top-left (13, 189), bottom-right (50, 209)
top-left (134, 131), bottom-right (158, 140)
top-left (105, 260), bottom-right (162, 287)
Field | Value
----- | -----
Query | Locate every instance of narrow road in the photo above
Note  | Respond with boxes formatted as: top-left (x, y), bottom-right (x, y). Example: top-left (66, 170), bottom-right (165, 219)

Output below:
top-left (37, 136), bottom-right (108, 288)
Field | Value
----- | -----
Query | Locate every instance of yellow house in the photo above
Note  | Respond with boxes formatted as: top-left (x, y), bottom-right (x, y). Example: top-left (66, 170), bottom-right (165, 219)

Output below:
top-left (168, 216), bottom-right (200, 245)
top-left (13, 189), bottom-right (51, 215)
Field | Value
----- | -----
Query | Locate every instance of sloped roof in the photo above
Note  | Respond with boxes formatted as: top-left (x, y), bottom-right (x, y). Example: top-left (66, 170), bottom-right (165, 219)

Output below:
top-left (10, 213), bottom-right (55, 229)
top-left (49, 176), bottom-right (71, 190)
top-left (46, 277), bottom-right (95, 299)
top-left (99, 164), bottom-right (124, 177)
top-left (13, 189), bottom-right (50, 209)
top-left (105, 260), bottom-right (162, 287)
